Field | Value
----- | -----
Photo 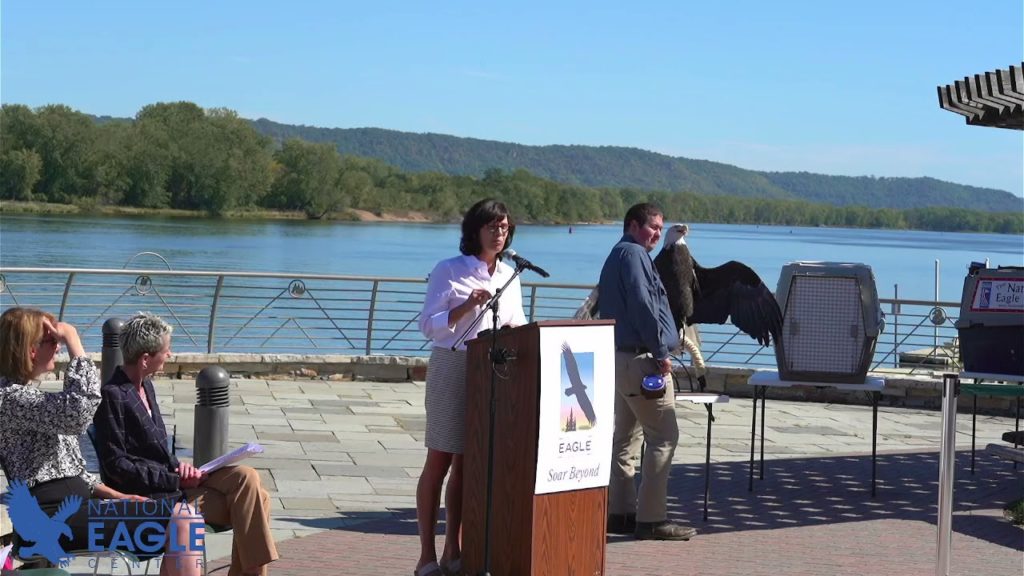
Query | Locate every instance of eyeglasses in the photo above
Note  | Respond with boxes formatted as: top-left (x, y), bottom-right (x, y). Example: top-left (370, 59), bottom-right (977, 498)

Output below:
top-left (38, 335), bottom-right (59, 347)
top-left (486, 223), bottom-right (510, 235)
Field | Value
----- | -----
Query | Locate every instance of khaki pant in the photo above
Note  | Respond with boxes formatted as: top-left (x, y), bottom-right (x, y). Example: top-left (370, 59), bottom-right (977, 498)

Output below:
top-left (186, 465), bottom-right (278, 576)
top-left (608, 351), bottom-right (679, 523)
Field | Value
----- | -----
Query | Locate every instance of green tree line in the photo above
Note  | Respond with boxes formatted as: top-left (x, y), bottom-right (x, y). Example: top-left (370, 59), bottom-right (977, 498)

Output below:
top-left (250, 118), bottom-right (1024, 213)
top-left (1, 102), bottom-right (1021, 234)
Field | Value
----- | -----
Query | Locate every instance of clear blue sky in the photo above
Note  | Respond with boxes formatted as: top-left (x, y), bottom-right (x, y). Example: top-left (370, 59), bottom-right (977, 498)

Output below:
top-left (3, 1), bottom-right (1022, 195)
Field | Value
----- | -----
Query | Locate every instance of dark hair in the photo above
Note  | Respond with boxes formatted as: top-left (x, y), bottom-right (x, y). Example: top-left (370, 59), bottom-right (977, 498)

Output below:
top-left (623, 202), bottom-right (663, 232)
top-left (459, 198), bottom-right (516, 256)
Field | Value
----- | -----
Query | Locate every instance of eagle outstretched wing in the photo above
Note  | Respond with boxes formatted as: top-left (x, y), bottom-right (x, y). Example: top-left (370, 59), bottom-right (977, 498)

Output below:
top-left (689, 259), bottom-right (782, 347)
top-left (654, 224), bottom-right (782, 348)
top-left (561, 342), bottom-right (597, 426)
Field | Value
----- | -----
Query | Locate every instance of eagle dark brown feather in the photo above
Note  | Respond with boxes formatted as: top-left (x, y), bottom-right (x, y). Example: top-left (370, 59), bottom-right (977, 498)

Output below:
top-left (653, 230), bottom-right (782, 347)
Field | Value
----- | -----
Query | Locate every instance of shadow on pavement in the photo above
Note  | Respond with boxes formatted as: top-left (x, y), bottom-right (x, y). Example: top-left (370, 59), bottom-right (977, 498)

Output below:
top-left (315, 449), bottom-right (1021, 552)
top-left (665, 449), bottom-right (1022, 549)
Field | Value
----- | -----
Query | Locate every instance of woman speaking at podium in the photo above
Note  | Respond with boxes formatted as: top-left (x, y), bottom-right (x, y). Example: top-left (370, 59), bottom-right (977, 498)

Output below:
top-left (414, 198), bottom-right (526, 576)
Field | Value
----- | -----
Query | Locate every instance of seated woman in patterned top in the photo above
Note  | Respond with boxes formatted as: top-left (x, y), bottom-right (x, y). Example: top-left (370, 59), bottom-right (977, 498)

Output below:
top-left (0, 307), bottom-right (203, 576)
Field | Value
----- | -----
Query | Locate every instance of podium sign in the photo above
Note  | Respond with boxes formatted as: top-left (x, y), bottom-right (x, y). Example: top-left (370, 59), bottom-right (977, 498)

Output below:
top-left (535, 325), bottom-right (615, 494)
top-left (463, 320), bottom-right (612, 576)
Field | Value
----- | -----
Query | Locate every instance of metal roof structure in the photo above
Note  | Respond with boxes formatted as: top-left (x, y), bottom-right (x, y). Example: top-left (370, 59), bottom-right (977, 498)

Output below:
top-left (937, 62), bottom-right (1024, 130)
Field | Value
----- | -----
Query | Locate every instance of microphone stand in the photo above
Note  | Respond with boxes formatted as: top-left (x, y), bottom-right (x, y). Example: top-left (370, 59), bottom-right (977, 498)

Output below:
top-left (450, 263), bottom-right (525, 576)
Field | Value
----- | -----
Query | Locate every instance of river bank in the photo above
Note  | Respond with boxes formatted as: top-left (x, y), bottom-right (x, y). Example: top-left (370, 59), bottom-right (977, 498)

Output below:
top-left (0, 200), bottom-right (619, 226)
top-left (0, 200), bottom-right (442, 223)
top-left (3, 199), bottom-right (1019, 234)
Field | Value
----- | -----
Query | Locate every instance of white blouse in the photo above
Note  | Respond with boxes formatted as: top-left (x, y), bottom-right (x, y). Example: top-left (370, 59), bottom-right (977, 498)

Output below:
top-left (419, 254), bottom-right (528, 350)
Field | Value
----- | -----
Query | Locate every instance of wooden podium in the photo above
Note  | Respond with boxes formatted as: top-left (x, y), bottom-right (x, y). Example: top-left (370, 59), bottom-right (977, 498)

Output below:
top-left (462, 320), bottom-right (614, 576)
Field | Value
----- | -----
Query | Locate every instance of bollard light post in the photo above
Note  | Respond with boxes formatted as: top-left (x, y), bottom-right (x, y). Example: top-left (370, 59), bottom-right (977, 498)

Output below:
top-left (100, 318), bottom-right (125, 386)
top-left (194, 365), bottom-right (231, 467)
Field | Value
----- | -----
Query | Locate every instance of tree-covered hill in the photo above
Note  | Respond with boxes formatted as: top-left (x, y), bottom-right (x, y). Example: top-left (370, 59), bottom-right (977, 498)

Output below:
top-left (760, 172), bottom-right (1021, 211)
top-left (249, 119), bottom-right (1023, 213)
top-left (2, 102), bottom-right (1019, 233)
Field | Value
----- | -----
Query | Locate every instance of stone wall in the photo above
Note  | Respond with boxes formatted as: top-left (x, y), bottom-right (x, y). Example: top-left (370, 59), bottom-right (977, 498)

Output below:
top-left (61, 353), bottom-right (1020, 417)
top-left (66, 352), bottom-right (428, 383)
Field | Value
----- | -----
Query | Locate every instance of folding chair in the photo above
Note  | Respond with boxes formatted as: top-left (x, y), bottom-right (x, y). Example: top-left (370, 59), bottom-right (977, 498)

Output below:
top-left (86, 425), bottom-right (230, 575)
top-left (1, 453), bottom-right (142, 575)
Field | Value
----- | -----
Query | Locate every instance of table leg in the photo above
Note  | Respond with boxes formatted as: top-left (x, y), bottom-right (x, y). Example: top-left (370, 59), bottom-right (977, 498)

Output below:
top-left (936, 374), bottom-right (959, 576)
top-left (748, 387), bottom-right (758, 492)
top-left (971, 394), bottom-right (977, 475)
top-left (1015, 394), bottom-right (1020, 471)
top-left (704, 404), bottom-right (713, 521)
top-left (759, 386), bottom-right (766, 480)
top-left (872, 391), bottom-right (879, 497)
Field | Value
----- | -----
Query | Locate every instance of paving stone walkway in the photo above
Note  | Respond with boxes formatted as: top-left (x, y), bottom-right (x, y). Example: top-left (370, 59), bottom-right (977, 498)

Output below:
top-left (3, 377), bottom-right (1021, 575)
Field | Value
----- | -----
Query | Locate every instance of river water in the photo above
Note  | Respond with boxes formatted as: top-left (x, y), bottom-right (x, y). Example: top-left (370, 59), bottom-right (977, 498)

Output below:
top-left (1, 214), bottom-right (1021, 302)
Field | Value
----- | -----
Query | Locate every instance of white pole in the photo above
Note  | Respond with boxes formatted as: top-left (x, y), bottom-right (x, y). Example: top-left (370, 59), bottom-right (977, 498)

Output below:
top-left (936, 374), bottom-right (958, 576)
top-left (934, 260), bottom-right (940, 351)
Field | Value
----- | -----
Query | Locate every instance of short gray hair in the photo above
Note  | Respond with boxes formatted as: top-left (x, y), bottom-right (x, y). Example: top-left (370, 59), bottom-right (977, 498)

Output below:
top-left (121, 312), bottom-right (173, 364)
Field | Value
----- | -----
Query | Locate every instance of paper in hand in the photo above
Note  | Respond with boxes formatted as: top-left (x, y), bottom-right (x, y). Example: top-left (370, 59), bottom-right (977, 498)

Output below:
top-left (197, 442), bottom-right (264, 474)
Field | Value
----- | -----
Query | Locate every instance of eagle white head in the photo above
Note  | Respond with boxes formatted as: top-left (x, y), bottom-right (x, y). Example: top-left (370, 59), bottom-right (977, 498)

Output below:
top-left (662, 223), bottom-right (689, 247)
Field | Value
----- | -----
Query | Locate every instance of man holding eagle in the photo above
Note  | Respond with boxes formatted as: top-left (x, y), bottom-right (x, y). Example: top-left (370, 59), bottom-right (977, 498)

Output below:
top-left (590, 202), bottom-right (781, 542)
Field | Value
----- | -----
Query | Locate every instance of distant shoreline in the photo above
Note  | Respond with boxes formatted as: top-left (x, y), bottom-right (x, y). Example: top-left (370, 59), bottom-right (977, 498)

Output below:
top-left (0, 200), bottom-right (437, 223)
top-left (1, 200), bottom-right (1017, 234)
top-left (0, 201), bottom-right (614, 226)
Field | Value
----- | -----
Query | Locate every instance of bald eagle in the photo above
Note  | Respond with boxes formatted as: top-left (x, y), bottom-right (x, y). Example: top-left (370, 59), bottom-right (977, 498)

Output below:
top-left (654, 224), bottom-right (782, 349)
top-left (574, 224), bottom-right (782, 389)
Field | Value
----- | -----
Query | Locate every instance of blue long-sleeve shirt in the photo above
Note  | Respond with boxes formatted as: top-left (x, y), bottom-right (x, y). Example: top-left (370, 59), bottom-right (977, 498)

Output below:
top-left (597, 234), bottom-right (679, 361)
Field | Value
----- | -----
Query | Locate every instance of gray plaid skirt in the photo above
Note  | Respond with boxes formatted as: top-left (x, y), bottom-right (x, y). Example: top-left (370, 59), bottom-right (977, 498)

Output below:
top-left (424, 347), bottom-right (467, 454)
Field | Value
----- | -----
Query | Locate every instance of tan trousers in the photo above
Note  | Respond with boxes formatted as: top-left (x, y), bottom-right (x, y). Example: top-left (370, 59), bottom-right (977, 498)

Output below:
top-left (608, 351), bottom-right (679, 523)
top-left (186, 465), bottom-right (278, 576)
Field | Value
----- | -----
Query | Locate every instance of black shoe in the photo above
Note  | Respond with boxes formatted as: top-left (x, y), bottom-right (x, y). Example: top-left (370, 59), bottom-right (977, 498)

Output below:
top-left (606, 513), bottom-right (636, 534)
top-left (634, 521), bottom-right (697, 541)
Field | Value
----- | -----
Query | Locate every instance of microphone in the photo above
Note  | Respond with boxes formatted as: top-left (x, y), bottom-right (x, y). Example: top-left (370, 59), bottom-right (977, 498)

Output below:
top-left (502, 249), bottom-right (550, 278)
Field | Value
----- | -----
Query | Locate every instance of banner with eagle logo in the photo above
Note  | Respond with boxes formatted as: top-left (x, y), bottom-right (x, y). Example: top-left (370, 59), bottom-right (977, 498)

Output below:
top-left (534, 324), bottom-right (615, 494)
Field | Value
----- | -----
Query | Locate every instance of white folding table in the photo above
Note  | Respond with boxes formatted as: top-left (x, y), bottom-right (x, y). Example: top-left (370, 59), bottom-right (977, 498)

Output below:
top-left (676, 391), bottom-right (730, 521)
top-left (746, 370), bottom-right (886, 496)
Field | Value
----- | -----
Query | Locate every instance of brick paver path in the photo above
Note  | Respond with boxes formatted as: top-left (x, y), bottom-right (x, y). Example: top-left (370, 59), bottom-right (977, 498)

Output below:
top-left (4, 377), bottom-right (1021, 575)
top-left (210, 450), bottom-right (1022, 576)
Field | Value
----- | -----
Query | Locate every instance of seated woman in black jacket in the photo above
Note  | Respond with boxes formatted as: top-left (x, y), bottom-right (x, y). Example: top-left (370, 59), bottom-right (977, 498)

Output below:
top-left (93, 312), bottom-right (277, 576)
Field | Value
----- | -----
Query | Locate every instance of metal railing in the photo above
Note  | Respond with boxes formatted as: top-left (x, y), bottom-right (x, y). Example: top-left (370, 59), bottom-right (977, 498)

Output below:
top-left (0, 267), bottom-right (961, 371)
